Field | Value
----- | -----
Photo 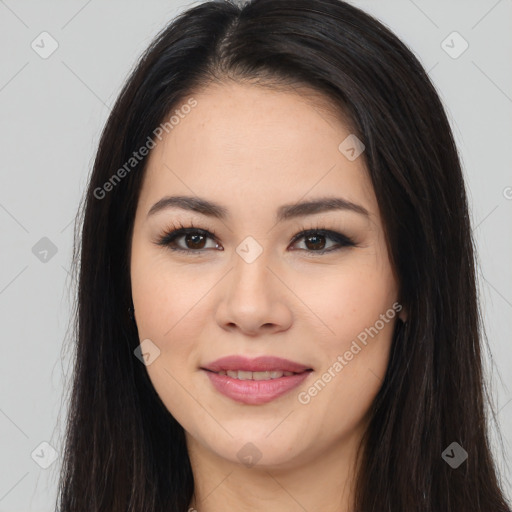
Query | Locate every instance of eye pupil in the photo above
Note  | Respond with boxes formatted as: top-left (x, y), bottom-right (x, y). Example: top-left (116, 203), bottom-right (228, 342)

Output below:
top-left (305, 234), bottom-right (326, 250)
top-left (186, 233), bottom-right (206, 249)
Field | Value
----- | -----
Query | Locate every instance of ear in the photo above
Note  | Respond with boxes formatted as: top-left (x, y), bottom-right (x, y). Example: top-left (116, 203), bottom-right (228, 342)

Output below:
top-left (393, 299), bottom-right (407, 323)
top-left (398, 305), bottom-right (407, 323)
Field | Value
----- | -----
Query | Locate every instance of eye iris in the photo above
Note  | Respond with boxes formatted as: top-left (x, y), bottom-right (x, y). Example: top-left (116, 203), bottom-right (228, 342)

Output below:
top-left (186, 232), bottom-right (206, 249)
top-left (305, 234), bottom-right (326, 251)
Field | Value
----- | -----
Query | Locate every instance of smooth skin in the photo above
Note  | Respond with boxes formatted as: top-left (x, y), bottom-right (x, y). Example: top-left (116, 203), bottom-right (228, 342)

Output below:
top-left (130, 81), bottom-right (406, 512)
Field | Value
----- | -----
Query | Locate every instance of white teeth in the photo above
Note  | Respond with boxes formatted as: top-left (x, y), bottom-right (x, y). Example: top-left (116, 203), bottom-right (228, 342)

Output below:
top-left (253, 371), bottom-right (271, 380)
top-left (218, 370), bottom-right (296, 380)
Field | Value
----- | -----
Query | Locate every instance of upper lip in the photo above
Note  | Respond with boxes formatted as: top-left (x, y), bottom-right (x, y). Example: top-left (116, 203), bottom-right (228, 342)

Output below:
top-left (202, 355), bottom-right (312, 373)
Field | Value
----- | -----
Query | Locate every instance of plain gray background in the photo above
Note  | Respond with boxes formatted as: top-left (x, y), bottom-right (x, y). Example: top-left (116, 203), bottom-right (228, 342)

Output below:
top-left (0, 0), bottom-right (511, 510)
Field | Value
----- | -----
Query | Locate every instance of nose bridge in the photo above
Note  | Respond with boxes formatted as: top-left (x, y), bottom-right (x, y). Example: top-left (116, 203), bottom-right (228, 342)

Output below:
top-left (213, 234), bottom-right (293, 334)
top-left (231, 234), bottom-right (273, 295)
top-left (221, 237), bottom-right (287, 324)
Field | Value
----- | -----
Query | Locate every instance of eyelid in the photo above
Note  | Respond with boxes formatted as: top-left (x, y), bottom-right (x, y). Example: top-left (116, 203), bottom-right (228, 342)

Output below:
top-left (154, 220), bottom-right (356, 256)
top-left (289, 228), bottom-right (354, 247)
top-left (154, 220), bottom-right (220, 251)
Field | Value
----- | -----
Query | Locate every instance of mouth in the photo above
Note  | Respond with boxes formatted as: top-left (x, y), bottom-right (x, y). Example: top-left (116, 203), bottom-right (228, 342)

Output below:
top-left (202, 354), bottom-right (312, 374)
top-left (201, 355), bottom-right (313, 405)
top-left (203, 368), bottom-right (312, 380)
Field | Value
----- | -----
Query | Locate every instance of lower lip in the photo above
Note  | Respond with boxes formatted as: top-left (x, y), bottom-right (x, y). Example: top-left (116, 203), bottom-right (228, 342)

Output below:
top-left (203, 370), bottom-right (311, 405)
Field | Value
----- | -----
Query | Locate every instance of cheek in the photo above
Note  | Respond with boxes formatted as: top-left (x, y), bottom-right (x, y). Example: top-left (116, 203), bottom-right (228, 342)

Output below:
top-left (131, 240), bottom-right (201, 337)
top-left (130, 244), bottom-right (206, 385)
top-left (293, 256), bottom-right (397, 416)
top-left (299, 254), bottom-right (398, 342)
top-left (131, 251), bottom-right (208, 425)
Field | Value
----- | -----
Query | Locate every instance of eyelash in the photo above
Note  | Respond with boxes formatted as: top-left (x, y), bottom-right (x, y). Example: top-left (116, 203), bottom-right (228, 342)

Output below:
top-left (154, 220), bottom-right (356, 256)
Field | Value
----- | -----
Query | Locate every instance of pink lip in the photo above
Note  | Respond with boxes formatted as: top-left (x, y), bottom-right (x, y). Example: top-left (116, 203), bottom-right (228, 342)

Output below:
top-left (201, 355), bottom-right (313, 405)
top-left (202, 355), bottom-right (311, 373)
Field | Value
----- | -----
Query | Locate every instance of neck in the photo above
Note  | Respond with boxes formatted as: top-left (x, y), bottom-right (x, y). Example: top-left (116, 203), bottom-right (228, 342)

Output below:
top-left (185, 431), bottom-right (363, 512)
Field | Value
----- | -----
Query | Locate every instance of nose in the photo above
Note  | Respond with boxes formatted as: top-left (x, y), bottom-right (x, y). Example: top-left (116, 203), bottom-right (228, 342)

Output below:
top-left (214, 251), bottom-right (293, 337)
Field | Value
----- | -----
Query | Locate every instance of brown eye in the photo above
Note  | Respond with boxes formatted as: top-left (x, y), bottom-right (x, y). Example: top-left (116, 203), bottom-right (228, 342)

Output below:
top-left (290, 229), bottom-right (355, 254)
top-left (156, 225), bottom-right (354, 255)
top-left (303, 234), bottom-right (327, 251)
top-left (183, 232), bottom-right (207, 250)
top-left (156, 228), bottom-right (221, 253)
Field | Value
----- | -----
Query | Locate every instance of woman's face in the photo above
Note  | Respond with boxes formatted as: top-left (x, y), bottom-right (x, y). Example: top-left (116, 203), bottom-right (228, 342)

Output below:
top-left (130, 82), bottom-right (403, 469)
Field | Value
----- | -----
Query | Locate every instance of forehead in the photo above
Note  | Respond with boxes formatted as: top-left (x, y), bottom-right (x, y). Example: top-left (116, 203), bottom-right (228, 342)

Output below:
top-left (139, 82), bottom-right (377, 219)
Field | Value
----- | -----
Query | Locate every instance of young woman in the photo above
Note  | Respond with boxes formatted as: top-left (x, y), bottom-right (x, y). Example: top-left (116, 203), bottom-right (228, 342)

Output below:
top-left (57, 0), bottom-right (511, 510)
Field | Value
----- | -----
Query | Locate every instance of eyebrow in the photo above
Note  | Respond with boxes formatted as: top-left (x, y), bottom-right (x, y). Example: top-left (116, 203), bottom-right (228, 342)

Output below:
top-left (147, 195), bottom-right (369, 222)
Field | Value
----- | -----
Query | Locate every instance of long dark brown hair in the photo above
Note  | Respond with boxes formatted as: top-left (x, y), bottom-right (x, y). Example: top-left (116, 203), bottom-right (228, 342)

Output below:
top-left (57, 0), bottom-right (511, 510)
